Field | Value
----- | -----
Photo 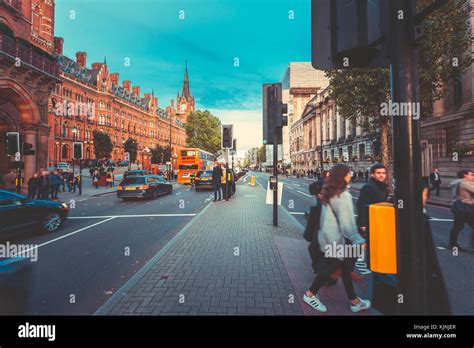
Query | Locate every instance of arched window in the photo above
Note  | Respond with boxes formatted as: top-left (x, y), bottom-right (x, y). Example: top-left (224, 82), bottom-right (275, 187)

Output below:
top-left (61, 144), bottom-right (69, 161)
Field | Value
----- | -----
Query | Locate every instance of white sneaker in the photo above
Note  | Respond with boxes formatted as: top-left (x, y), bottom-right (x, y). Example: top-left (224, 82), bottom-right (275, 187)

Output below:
top-left (350, 297), bottom-right (371, 312)
top-left (303, 293), bottom-right (327, 312)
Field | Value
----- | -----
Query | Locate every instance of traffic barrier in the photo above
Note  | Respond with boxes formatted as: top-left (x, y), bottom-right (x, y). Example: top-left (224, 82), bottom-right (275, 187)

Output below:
top-left (250, 176), bottom-right (255, 186)
top-left (369, 202), bottom-right (397, 274)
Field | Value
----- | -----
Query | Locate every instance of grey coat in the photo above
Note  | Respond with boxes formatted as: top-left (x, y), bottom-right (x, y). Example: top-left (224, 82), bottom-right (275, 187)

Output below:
top-left (318, 190), bottom-right (365, 260)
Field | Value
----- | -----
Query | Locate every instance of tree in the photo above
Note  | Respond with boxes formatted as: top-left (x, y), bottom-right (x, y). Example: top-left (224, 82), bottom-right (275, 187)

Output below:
top-left (151, 145), bottom-right (171, 164)
top-left (325, 0), bottom-right (472, 170)
top-left (185, 110), bottom-right (221, 157)
top-left (257, 145), bottom-right (266, 163)
top-left (93, 131), bottom-right (113, 159)
top-left (124, 138), bottom-right (138, 163)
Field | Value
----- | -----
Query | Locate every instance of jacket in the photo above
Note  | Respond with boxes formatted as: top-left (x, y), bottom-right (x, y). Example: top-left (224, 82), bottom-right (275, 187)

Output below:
top-left (318, 190), bottom-right (365, 260)
top-left (212, 166), bottom-right (222, 184)
top-left (221, 167), bottom-right (227, 184)
top-left (429, 172), bottom-right (442, 184)
top-left (356, 178), bottom-right (389, 228)
top-left (50, 174), bottom-right (61, 186)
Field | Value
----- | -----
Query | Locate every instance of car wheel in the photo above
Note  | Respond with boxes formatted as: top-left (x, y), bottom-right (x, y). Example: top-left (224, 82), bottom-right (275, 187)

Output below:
top-left (42, 213), bottom-right (62, 232)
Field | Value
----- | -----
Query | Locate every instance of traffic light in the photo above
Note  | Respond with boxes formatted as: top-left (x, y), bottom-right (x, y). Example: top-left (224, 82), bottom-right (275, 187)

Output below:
top-left (73, 142), bottom-right (83, 160)
top-left (222, 124), bottom-right (233, 149)
top-left (311, 0), bottom-right (391, 69)
top-left (262, 83), bottom-right (287, 145)
top-left (6, 132), bottom-right (20, 156)
top-left (23, 142), bottom-right (35, 156)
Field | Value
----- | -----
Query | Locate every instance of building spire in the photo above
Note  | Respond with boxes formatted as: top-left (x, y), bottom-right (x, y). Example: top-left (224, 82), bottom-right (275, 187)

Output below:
top-left (181, 61), bottom-right (190, 99)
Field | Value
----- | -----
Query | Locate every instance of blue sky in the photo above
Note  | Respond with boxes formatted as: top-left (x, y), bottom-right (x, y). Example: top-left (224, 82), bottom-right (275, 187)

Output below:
top-left (55, 0), bottom-right (312, 154)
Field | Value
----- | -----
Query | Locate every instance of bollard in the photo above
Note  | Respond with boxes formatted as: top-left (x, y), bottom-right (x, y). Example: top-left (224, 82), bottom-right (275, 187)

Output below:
top-left (369, 203), bottom-right (397, 274)
top-left (250, 176), bottom-right (255, 186)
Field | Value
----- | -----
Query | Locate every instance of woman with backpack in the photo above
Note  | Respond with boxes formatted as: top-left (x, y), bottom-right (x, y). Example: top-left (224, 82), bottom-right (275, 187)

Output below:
top-left (303, 164), bottom-right (370, 313)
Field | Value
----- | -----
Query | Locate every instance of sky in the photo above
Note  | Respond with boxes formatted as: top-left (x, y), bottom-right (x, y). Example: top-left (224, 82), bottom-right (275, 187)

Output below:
top-left (55, 0), bottom-right (312, 156)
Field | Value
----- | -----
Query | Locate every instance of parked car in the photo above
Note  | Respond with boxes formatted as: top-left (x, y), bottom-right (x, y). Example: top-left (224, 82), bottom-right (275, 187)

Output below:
top-left (0, 190), bottom-right (70, 234)
top-left (117, 160), bottom-right (129, 167)
top-left (194, 170), bottom-right (213, 191)
top-left (123, 170), bottom-right (148, 178)
top-left (56, 162), bottom-right (72, 173)
top-left (117, 175), bottom-right (173, 200)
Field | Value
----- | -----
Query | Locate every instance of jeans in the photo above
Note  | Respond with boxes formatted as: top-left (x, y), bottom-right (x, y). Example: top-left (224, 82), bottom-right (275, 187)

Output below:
top-left (430, 182), bottom-right (441, 196)
top-left (449, 212), bottom-right (474, 246)
top-left (51, 185), bottom-right (60, 199)
top-left (213, 182), bottom-right (222, 200)
top-left (309, 257), bottom-right (357, 301)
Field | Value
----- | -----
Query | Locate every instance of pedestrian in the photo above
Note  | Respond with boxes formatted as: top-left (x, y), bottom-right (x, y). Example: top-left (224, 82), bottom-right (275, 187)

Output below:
top-left (221, 163), bottom-right (228, 200)
top-left (447, 169), bottom-right (474, 251)
top-left (364, 169), bottom-right (369, 182)
top-left (89, 167), bottom-right (94, 178)
top-left (50, 170), bottom-right (61, 200)
top-left (38, 171), bottom-right (50, 200)
top-left (93, 169), bottom-right (100, 189)
top-left (2, 169), bottom-right (17, 192)
top-left (356, 164), bottom-right (389, 267)
top-left (429, 168), bottom-right (442, 196)
top-left (303, 164), bottom-right (370, 313)
top-left (212, 161), bottom-right (223, 202)
top-left (27, 173), bottom-right (39, 199)
top-left (60, 172), bottom-right (66, 192)
top-left (73, 173), bottom-right (79, 192)
top-left (106, 171), bottom-right (113, 188)
top-left (358, 170), bottom-right (363, 183)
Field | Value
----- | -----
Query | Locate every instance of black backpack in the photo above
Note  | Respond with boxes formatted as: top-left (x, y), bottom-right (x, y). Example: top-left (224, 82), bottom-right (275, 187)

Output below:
top-left (303, 202), bottom-right (322, 242)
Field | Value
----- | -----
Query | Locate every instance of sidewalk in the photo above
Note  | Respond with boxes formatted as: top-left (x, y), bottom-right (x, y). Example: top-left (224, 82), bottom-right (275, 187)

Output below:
top-left (96, 178), bottom-right (376, 316)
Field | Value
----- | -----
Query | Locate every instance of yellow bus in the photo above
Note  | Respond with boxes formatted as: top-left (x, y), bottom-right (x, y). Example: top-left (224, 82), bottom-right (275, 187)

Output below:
top-left (177, 148), bottom-right (214, 184)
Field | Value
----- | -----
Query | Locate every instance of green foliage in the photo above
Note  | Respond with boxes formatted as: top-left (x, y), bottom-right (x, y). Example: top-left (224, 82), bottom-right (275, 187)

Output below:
top-left (185, 110), bottom-right (222, 157)
top-left (151, 145), bottom-right (171, 164)
top-left (92, 131), bottom-right (113, 159)
top-left (124, 138), bottom-right (138, 163)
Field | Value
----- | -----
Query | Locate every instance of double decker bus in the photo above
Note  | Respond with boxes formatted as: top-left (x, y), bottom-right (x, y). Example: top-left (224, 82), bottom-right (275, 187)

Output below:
top-left (177, 148), bottom-right (214, 184)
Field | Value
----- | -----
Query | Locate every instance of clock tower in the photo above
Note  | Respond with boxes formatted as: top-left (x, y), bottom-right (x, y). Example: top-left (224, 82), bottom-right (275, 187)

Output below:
top-left (176, 61), bottom-right (195, 122)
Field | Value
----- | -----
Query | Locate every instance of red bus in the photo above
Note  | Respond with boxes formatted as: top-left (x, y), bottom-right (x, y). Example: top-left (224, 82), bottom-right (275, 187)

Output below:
top-left (177, 148), bottom-right (214, 184)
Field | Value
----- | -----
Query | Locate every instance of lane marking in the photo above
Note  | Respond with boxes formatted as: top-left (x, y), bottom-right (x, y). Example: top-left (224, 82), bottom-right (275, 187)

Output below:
top-left (176, 192), bottom-right (182, 195)
top-left (296, 190), bottom-right (312, 198)
top-left (244, 195), bottom-right (257, 197)
top-left (16, 217), bottom-right (116, 256)
top-left (289, 212), bottom-right (305, 215)
top-left (69, 214), bottom-right (197, 219)
top-left (429, 218), bottom-right (454, 222)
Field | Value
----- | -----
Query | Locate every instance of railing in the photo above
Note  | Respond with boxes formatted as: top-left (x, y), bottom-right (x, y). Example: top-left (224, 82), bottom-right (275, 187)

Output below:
top-left (0, 30), bottom-right (59, 78)
top-left (1, 0), bottom-right (22, 12)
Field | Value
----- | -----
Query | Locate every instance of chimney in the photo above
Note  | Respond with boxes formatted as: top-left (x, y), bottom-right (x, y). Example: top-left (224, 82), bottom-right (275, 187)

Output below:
top-left (122, 80), bottom-right (131, 92)
top-left (54, 37), bottom-right (64, 56)
top-left (76, 52), bottom-right (87, 68)
top-left (110, 73), bottom-right (119, 87)
top-left (132, 86), bottom-right (140, 97)
top-left (91, 62), bottom-right (104, 70)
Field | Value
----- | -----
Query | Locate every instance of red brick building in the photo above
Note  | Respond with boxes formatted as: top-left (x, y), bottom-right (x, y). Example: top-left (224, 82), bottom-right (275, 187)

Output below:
top-left (0, 0), bottom-right (60, 187)
top-left (49, 38), bottom-right (192, 169)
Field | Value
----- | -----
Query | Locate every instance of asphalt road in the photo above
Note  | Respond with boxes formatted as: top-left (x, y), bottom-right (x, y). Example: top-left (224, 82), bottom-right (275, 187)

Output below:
top-left (250, 171), bottom-right (474, 315)
top-left (1, 183), bottom-right (214, 315)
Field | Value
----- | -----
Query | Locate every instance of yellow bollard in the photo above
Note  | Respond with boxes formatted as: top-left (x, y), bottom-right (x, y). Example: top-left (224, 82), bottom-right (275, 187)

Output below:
top-left (369, 203), bottom-right (397, 274)
top-left (250, 176), bottom-right (255, 186)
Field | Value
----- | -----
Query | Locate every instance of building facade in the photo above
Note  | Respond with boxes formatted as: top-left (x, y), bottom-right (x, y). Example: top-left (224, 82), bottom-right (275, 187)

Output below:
top-left (420, 0), bottom-right (474, 182)
top-left (49, 38), bottom-right (190, 168)
top-left (282, 62), bottom-right (329, 171)
top-left (0, 0), bottom-right (60, 186)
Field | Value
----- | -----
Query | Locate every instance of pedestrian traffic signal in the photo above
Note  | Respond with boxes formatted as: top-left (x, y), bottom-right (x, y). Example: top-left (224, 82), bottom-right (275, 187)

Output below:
top-left (222, 124), bottom-right (233, 149)
top-left (6, 132), bottom-right (20, 156)
top-left (23, 142), bottom-right (35, 156)
top-left (262, 83), bottom-right (287, 145)
top-left (73, 142), bottom-right (83, 160)
top-left (125, 152), bottom-right (130, 161)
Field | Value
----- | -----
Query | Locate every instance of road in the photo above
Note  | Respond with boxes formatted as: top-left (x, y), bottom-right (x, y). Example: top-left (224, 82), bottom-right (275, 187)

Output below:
top-left (249, 171), bottom-right (474, 315)
top-left (0, 184), bottom-right (213, 315)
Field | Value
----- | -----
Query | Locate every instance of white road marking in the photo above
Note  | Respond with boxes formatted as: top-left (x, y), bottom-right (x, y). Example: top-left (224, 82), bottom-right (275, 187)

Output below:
top-left (16, 217), bottom-right (116, 256)
top-left (429, 218), bottom-right (454, 222)
top-left (69, 214), bottom-right (197, 219)
top-left (244, 195), bottom-right (256, 197)
top-left (176, 192), bottom-right (182, 195)
top-left (296, 190), bottom-right (312, 198)
top-left (289, 212), bottom-right (305, 215)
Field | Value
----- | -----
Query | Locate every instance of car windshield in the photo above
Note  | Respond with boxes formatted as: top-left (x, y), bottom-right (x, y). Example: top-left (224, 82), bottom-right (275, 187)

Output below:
top-left (121, 177), bottom-right (146, 185)
top-left (197, 171), bottom-right (212, 178)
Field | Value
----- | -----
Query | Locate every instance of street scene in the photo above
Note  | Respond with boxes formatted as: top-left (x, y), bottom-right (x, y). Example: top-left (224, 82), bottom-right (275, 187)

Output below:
top-left (0, 0), bottom-right (473, 331)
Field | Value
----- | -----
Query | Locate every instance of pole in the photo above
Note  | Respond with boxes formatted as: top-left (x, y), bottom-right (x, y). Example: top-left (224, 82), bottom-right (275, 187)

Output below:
top-left (225, 148), bottom-right (229, 201)
top-left (273, 126), bottom-right (278, 227)
top-left (390, 0), bottom-right (427, 315)
top-left (169, 115), bottom-right (172, 183)
top-left (79, 159), bottom-right (82, 196)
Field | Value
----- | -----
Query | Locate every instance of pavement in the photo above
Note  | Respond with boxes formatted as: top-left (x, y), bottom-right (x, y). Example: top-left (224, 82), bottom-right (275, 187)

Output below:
top-left (96, 175), bottom-right (376, 316)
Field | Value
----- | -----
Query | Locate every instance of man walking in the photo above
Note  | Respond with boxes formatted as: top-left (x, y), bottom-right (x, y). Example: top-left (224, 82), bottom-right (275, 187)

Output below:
top-left (38, 171), bottom-right (50, 200)
top-left (356, 164), bottom-right (389, 267)
top-left (448, 169), bottom-right (474, 251)
top-left (221, 163), bottom-right (228, 201)
top-left (212, 162), bottom-right (223, 202)
top-left (50, 171), bottom-right (61, 200)
top-left (429, 168), bottom-right (442, 196)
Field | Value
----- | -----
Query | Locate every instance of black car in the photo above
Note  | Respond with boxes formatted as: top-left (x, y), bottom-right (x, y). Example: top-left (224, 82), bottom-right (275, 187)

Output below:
top-left (194, 170), bottom-right (214, 191)
top-left (117, 175), bottom-right (173, 200)
top-left (0, 190), bottom-right (70, 234)
top-left (123, 170), bottom-right (148, 178)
